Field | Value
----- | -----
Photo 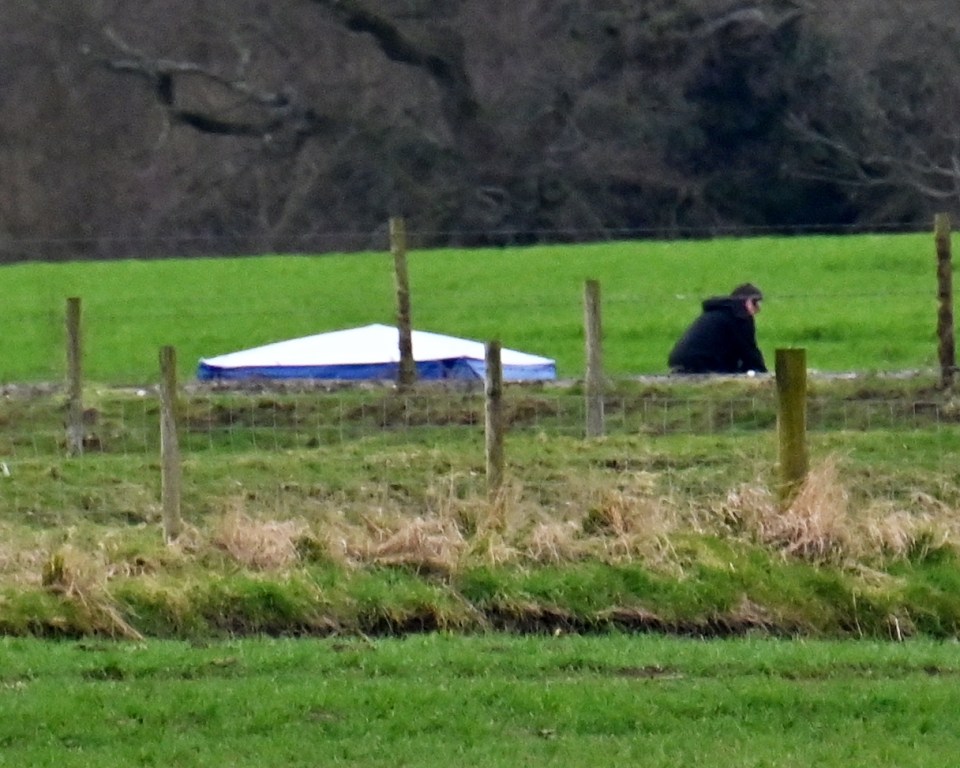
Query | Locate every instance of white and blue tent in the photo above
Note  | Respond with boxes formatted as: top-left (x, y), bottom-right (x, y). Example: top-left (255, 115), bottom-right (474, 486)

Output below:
top-left (197, 323), bottom-right (556, 382)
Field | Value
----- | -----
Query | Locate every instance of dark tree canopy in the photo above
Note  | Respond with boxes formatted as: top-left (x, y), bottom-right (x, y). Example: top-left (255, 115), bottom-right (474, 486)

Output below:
top-left (1, 0), bottom-right (957, 261)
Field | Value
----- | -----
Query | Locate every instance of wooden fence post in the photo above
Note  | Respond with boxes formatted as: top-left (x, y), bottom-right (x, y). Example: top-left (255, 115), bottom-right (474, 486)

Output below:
top-left (776, 347), bottom-right (808, 504)
top-left (485, 340), bottom-right (505, 502)
top-left (390, 216), bottom-right (417, 391)
top-left (935, 213), bottom-right (955, 388)
top-left (65, 297), bottom-right (84, 457)
top-left (159, 345), bottom-right (183, 543)
top-left (583, 279), bottom-right (605, 437)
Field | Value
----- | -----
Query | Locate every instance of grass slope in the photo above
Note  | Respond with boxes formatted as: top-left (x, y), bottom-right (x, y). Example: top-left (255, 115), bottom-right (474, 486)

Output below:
top-left (0, 232), bottom-right (947, 383)
top-left (3, 377), bottom-right (960, 639)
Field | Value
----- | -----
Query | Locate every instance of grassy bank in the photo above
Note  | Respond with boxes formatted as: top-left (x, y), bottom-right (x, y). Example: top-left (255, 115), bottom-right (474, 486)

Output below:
top-left (3, 634), bottom-right (960, 767)
top-left (3, 375), bottom-right (960, 639)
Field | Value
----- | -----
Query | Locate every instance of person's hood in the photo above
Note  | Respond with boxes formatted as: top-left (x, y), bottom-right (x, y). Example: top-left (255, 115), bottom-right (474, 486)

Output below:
top-left (702, 296), bottom-right (751, 319)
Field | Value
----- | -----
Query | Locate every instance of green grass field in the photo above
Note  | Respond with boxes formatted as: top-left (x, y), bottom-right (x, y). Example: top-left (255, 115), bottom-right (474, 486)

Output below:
top-left (1, 233), bottom-right (959, 642)
top-left (0, 232), bottom-right (948, 383)
top-left (3, 634), bottom-right (959, 767)
top-left (4, 234), bottom-right (960, 763)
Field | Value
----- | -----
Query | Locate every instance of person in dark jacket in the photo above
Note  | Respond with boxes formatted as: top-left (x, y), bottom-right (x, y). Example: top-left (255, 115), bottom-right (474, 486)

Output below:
top-left (668, 283), bottom-right (767, 374)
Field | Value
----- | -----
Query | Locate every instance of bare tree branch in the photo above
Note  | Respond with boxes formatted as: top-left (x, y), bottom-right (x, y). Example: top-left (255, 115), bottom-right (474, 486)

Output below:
top-left (309, 0), bottom-right (479, 137)
top-left (788, 112), bottom-right (960, 204)
top-left (96, 27), bottom-right (328, 149)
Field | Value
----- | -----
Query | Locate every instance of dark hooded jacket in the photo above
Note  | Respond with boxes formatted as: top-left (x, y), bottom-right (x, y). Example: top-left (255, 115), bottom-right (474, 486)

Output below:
top-left (668, 296), bottom-right (767, 374)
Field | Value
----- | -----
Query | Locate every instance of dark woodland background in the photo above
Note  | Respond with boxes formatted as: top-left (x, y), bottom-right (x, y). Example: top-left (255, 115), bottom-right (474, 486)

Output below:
top-left (4, 1), bottom-right (960, 261)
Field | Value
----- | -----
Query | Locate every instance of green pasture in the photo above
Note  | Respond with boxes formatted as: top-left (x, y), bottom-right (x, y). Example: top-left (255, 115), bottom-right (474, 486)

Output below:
top-left (0, 232), bottom-right (947, 383)
top-left (2, 633), bottom-right (959, 767)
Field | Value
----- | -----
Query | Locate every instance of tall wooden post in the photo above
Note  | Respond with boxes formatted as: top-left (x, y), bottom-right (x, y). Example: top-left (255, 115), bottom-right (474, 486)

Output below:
top-left (159, 346), bottom-right (183, 543)
top-left (935, 213), bottom-right (955, 388)
top-left (65, 297), bottom-right (84, 457)
top-left (776, 348), bottom-right (808, 505)
top-left (584, 279), bottom-right (605, 437)
top-left (390, 216), bottom-right (416, 390)
top-left (485, 340), bottom-right (505, 501)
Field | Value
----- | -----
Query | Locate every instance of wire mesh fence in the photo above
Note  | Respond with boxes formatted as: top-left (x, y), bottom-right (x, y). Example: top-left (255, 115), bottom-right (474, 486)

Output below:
top-left (6, 382), bottom-right (960, 455)
top-left (6, 382), bottom-right (960, 456)
top-left (2, 381), bottom-right (959, 526)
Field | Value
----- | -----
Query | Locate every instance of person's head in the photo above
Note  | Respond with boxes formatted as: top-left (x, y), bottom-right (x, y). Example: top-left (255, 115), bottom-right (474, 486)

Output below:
top-left (731, 283), bottom-right (763, 317)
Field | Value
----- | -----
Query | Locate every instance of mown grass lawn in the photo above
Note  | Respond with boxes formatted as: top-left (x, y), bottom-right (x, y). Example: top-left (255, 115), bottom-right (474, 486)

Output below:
top-left (2, 633), bottom-right (958, 767)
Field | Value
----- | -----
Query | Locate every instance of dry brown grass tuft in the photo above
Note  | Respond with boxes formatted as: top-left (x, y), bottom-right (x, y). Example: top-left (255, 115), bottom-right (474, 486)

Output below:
top-left (719, 458), bottom-right (852, 562)
top-left (578, 487), bottom-right (681, 564)
top-left (860, 508), bottom-right (951, 563)
top-left (212, 510), bottom-right (306, 570)
top-left (583, 490), bottom-right (633, 536)
top-left (716, 456), bottom-right (960, 565)
top-left (370, 516), bottom-right (466, 572)
top-left (465, 529), bottom-right (522, 566)
top-left (425, 475), bottom-right (689, 567)
top-left (723, 595), bottom-right (781, 633)
top-left (166, 523), bottom-right (207, 556)
top-left (777, 460), bottom-right (960, 565)
top-left (479, 480), bottom-right (530, 534)
top-left (41, 546), bottom-right (143, 640)
top-left (527, 521), bottom-right (583, 563)
top-left (768, 457), bottom-right (852, 561)
top-left (319, 505), bottom-right (472, 573)
top-left (0, 527), bottom-right (48, 588)
top-left (716, 482), bottom-right (777, 536)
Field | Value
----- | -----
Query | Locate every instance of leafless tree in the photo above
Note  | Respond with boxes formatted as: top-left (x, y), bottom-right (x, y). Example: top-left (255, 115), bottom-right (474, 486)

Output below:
top-left (4, 0), bottom-right (953, 262)
top-left (786, 0), bottom-right (960, 223)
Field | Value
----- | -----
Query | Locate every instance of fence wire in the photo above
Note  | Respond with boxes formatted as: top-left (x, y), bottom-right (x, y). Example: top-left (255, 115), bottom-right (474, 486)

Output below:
top-left (4, 387), bottom-right (960, 459)
top-left (1, 385), bottom-right (958, 524)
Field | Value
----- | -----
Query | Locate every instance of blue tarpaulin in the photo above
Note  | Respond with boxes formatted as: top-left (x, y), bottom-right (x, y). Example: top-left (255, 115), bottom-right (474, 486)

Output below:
top-left (197, 324), bottom-right (557, 382)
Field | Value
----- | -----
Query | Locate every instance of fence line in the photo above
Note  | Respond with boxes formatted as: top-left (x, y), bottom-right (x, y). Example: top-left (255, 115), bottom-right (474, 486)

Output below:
top-left (2, 387), bottom-right (958, 463)
top-left (3, 381), bottom-right (960, 536)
